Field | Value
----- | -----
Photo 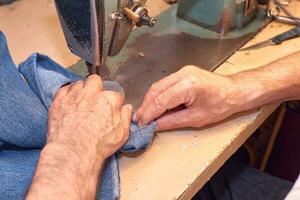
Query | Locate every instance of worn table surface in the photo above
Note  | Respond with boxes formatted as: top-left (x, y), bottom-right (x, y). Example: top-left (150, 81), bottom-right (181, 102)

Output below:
top-left (1, 0), bottom-right (300, 200)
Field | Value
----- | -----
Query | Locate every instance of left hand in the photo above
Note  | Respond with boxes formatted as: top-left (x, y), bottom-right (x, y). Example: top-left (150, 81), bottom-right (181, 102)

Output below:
top-left (48, 75), bottom-right (132, 160)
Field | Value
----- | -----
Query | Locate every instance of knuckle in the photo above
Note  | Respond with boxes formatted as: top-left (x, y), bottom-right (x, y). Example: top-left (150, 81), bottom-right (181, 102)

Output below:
top-left (88, 74), bottom-right (101, 81)
top-left (181, 79), bottom-right (193, 90)
top-left (148, 84), bottom-right (161, 97)
top-left (149, 83), bottom-right (158, 92)
top-left (87, 74), bottom-right (103, 86)
top-left (182, 65), bottom-right (196, 71)
top-left (110, 91), bottom-right (122, 100)
top-left (114, 92), bottom-right (123, 102)
top-left (153, 95), bottom-right (165, 108)
top-left (101, 91), bottom-right (124, 107)
top-left (150, 80), bottom-right (164, 92)
top-left (183, 71), bottom-right (202, 89)
top-left (186, 76), bottom-right (199, 86)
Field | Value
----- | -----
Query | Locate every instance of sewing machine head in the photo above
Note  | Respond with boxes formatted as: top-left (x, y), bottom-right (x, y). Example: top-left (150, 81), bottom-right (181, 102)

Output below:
top-left (54, 0), bottom-right (156, 75)
top-left (55, 0), bottom-right (269, 76)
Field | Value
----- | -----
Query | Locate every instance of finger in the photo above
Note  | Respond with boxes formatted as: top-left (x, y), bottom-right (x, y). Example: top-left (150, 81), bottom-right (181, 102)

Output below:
top-left (156, 108), bottom-right (202, 131)
top-left (120, 104), bottom-right (133, 143)
top-left (84, 74), bottom-right (103, 92)
top-left (53, 84), bottom-right (72, 100)
top-left (101, 91), bottom-right (124, 111)
top-left (135, 72), bottom-right (180, 121)
top-left (138, 81), bottom-right (192, 125)
top-left (69, 80), bottom-right (84, 94)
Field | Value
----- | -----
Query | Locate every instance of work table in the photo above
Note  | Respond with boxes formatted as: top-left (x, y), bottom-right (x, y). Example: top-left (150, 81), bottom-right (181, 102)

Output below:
top-left (1, 0), bottom-right (300, 199)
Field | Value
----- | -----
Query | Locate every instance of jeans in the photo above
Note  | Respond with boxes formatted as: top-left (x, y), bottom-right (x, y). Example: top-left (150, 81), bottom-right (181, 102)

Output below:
top-left (0, 31), bottom-right (156, 200)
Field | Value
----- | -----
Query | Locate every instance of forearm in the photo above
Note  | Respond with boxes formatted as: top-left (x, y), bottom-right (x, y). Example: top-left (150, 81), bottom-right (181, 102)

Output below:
top-left (231, 51), bottom-right (300, 112)
top-left (25, 75), bottom-right (131, 199)
top-left (26, 142), bottom-right (105, 200)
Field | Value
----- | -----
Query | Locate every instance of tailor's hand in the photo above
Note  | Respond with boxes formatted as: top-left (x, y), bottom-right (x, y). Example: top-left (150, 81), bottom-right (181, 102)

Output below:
top-left (48, 75), bottom-right (132, 160)
top-left (135, 66), bottom-right (243, 131)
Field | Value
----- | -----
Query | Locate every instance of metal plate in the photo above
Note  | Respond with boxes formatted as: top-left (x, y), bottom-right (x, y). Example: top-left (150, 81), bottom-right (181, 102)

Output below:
top-left (113, 32), bottom-right (253, 109)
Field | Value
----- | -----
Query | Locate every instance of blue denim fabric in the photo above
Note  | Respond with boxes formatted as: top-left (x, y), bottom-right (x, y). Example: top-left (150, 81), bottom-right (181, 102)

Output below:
top-left (0, 150), bottom-right (40, 200)
top-left (0, 31), bottom-right (156, 200)
top-left (0, 33), bottom-right (47, 148)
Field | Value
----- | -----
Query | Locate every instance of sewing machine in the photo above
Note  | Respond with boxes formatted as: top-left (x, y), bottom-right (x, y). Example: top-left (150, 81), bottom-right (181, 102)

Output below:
top-left (54, 0), bottom-right (270, 108)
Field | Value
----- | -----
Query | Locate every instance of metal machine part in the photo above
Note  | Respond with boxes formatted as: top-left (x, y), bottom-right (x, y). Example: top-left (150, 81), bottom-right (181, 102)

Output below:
top-left (272, 1), bottom-right (300, 27)
top-left (268, 9), bottom-right (300, 25)
top-left (177, 0), bottom-right (269, 35)
top-left (244, 0), bottom-right (259, 17)
top-left (124, 5), bottom-right (156, 27)
top-left (54, 0), bottom-right (156, 75)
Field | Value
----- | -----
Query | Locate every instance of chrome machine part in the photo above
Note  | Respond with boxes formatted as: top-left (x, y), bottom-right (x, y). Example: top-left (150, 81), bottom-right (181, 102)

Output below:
top-left (124, 5), bottom-right (156, 27)
top-left (267, 9), bottom-right (300, 25)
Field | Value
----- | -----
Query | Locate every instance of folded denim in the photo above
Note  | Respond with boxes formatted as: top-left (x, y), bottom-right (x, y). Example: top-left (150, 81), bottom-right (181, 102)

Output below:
top-left (0, 31), bottom-right (156, 200)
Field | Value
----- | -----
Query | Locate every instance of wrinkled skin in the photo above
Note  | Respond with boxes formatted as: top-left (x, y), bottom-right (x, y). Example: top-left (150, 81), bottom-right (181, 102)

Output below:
top-left (135, 66), bottom-right (242, 131)
top-left (27, 75), bottom-right (133, 200)
top-left (48, 74), bottom-right (132, 159)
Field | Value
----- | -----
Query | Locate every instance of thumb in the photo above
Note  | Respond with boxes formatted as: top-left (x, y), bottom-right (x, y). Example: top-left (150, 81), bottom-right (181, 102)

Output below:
top-left (121, 104), bottom-right (133, 142)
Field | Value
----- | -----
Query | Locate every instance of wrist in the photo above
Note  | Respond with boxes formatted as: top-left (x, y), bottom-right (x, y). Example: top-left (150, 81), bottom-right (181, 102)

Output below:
top-left (40, 142), bottom-right (106, 187)
top-left (27, 142), bottom-right (105, 200)
top-left (43, 141), bottom-right (106, 169)
top-left (46, 133), bottom-right (108, 162)
top-left (34, 142), bottom-right (105, 199)
top-left (228, 72), bottom-right (266, 113)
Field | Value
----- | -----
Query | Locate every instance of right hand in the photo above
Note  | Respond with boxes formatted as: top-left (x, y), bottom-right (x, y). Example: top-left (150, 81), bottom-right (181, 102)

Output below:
top-left (135, 66), bottom-right (245, 131)
top-left (48, 75), bottom-right (132, 160)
